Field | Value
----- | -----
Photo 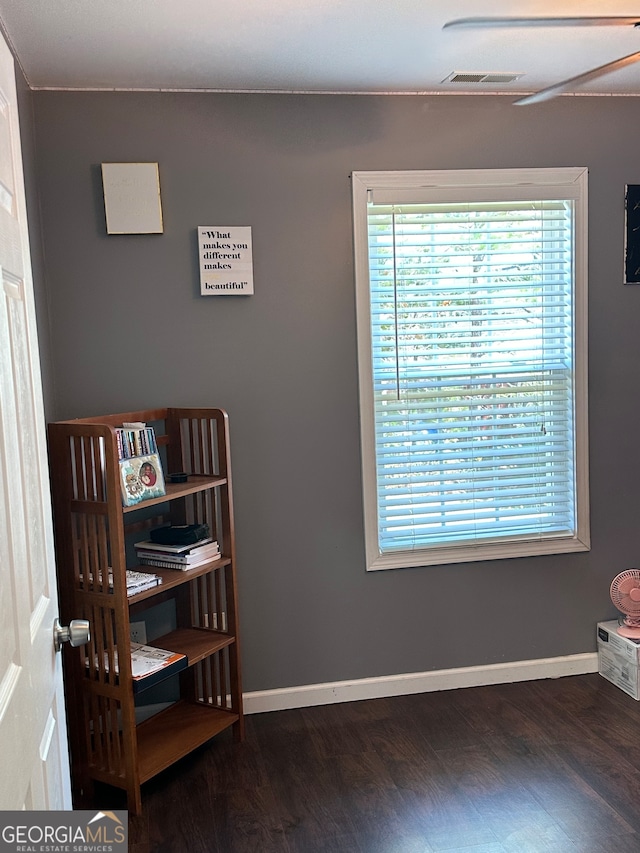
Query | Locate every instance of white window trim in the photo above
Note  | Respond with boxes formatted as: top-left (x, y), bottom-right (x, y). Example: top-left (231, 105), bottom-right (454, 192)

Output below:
top-left (352, 167), bottom-right (590, 571)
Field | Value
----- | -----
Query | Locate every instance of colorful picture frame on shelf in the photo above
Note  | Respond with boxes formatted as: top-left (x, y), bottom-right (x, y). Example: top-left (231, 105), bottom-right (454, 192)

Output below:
top-left (119, 452), bottom-right (166, 506)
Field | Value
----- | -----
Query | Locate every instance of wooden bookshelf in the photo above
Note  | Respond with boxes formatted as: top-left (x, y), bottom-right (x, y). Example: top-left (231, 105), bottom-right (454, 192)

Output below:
top-left (48, 407), bottom-right (243, 814)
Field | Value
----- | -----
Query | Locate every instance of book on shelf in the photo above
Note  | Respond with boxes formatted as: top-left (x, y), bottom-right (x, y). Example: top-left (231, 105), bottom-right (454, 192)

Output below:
top-left (137, 552), bottom-right (222, 572)
top-left (124, 569), bottom-right (163, 594)
top-left (135, 544), bottom-right (220, 566)
top-left (134, 536), bottom-right (215, 555)
top-left (119, 452), bottom-right (166, 507)
top-left (116, 422), bottom-right (159, 460)
top-left (134, 538), bottom-right (219, 560)
top-left (91, 643), bottom-right (188, 693)
top-left (80, 568), bottom-right (162, 596)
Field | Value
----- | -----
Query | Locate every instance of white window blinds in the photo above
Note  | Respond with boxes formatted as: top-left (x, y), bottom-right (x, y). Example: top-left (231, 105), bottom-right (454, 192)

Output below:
top-left (353, 169), bottom-right (589, 570)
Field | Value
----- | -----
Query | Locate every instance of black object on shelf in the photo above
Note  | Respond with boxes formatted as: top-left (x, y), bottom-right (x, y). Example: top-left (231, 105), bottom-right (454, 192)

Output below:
top-left (150, 523), bottom-right (210, 546)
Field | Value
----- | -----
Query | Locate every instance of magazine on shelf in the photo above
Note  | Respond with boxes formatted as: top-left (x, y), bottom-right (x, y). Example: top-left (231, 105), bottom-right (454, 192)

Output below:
top-left (119, 452), bottom-right (166, 507)
top-left (130, 644), bottom-right (187, 691)
top-left (91, 643), bottom-right (188, 693)
top-left (124, 570), bottom-right (163, 595)
top-left (80, 568), bottom-right (162, 596)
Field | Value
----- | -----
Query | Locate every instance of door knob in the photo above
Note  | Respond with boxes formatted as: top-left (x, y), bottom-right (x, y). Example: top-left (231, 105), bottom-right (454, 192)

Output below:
top-left (53, 618), bottom-right (90, 652)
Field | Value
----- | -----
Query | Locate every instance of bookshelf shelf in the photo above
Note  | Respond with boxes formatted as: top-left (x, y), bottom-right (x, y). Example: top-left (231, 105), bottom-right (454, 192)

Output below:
top-left (127, 557), bottom-right (232, 605)
top-left (137, 701), bottom-right (239, 783)
top-left (121, 474), bottom-right (228, 513)
top-left (48, 407), bottom-right (243, 815)
top-left (153, 626), bottom-right (235, 665)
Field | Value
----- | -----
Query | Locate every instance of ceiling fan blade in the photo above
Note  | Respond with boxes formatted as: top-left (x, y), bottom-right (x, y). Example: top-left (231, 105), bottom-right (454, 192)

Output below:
top-left (514, 50), bottom-right (640, 105)
top-left (444, 17), bottom-right (640, 30)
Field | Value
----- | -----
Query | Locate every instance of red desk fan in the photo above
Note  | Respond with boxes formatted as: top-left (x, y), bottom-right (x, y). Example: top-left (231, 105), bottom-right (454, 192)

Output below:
top-left (610, 570), bottom-right (640, 638)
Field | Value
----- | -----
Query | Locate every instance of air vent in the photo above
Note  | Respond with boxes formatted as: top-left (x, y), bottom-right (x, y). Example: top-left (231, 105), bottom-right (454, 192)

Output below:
top-left (444, 71), bottom-right (523, 84)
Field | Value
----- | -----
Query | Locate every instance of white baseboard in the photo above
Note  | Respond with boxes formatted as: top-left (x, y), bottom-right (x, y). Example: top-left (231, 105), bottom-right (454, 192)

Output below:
top-left (243, 652), bottom-right (599, 715)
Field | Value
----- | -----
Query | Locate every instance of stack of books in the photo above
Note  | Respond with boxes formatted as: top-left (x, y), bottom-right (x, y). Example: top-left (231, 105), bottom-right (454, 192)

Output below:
top-left (134, 537), bottom-right (220, 571)
top-left (115, 422), bottom-right (159, 459)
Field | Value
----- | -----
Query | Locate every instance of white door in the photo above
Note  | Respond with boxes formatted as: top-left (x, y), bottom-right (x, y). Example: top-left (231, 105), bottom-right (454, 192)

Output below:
top-left (0, 33), bottom-right (72, 808)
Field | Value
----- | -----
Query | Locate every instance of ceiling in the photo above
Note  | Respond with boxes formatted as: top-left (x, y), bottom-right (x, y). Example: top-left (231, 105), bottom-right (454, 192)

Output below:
top-left (1, 0), bottom-right (640, 100)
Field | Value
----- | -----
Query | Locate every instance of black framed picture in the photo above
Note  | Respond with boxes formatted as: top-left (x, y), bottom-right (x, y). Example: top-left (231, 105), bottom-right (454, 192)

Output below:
top-left (625, 184), bottom-right (640, 284)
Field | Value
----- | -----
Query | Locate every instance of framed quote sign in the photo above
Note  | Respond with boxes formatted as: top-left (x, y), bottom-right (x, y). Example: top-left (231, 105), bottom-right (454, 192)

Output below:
top-left (198, 226), bottom-right (254, 295)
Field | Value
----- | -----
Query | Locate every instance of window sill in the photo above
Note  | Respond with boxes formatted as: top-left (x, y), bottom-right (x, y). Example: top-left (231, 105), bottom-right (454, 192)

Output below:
top-left (367, 534), bottom-right (591, 571)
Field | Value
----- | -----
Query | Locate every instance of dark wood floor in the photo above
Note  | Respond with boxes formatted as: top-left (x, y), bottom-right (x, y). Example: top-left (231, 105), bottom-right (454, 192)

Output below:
top-left (120, 673), bottom-right (640, 852)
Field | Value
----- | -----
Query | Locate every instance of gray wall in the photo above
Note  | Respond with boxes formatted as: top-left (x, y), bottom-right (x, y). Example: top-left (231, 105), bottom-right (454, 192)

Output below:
top-left (28, 91), bottom-right (639, 693)
top-left (16, 67), bottom-right (56, 418)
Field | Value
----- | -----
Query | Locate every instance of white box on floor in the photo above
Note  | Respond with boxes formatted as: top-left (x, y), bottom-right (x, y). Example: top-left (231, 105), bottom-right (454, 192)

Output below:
top-left (597, 620), bottom-right (640, 663)
top-left (597, 620), bottom-right (640, 700)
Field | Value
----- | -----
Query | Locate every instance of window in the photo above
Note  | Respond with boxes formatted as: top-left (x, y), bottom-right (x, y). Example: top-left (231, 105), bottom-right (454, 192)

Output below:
top-left (352, 168), bottom-right (589, 571)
